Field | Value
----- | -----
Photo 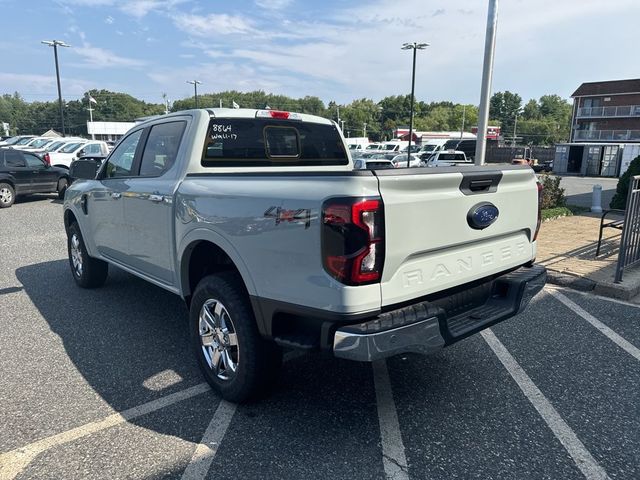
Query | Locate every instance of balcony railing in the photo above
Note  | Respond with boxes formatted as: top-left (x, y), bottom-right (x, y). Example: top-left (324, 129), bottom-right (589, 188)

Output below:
top-left (576, 105), bottom-right (640, 118)
top-left (573, 129), bottom-right (640, 141)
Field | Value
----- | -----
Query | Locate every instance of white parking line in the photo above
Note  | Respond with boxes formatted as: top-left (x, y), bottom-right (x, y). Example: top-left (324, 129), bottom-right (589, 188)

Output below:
top-left (482, 330), bottom-right (610, 480)
top-left (0, 383), bottom-right (210, 480)
top-left (181, 400), bottom-right (237, 480)
top-left (545, 285), bottom-right (640, 310)
top-left (179, 349), bottom-right (308, 479)
top-left (548, 289), bottom-right (640, 362)
top-left (372, 360), bottom-right (409, 480)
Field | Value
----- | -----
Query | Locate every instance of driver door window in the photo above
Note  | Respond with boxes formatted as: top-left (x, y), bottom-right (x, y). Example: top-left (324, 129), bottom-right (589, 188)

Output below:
top-left (103, 130), bottom-right (143, 178)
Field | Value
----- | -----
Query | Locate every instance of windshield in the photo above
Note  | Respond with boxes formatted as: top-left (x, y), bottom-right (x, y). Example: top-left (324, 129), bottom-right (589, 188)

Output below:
top-left (365, 145), bottom-right (379, 150)
top-left (16, 137), bottom-right (34, 145)
top-left (30, 139), bottom-right (51, 148)
top-left (383, 144), bottom-right (397, 151)
top-left (60, 142), bottom-right (84, 153)
top-left (46, 141), bottom-right (66, 151)
top-left (421, 145), bottom-right (437, 153)
top-left (3, 136), bottom-right (23, 145)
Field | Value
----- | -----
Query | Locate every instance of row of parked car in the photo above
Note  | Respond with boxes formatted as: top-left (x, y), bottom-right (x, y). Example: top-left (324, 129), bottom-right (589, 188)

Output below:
top-left (0, 134), bottom-right (113, 208)
top-left (0, 135), bottom-right (111, 169)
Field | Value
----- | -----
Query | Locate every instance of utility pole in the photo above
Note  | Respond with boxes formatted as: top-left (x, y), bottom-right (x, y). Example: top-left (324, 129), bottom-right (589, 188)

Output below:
top-left (512, 113), bottom-right (518, 147)
top-left (41, 40), bottom-right (70, 136)
top-left (186, 80), bottom-right (202, 108)
top-left (363, 122), bottom-right (367, 138)
top-left (474, 0), bottom-right (499, 165)
top-left (340, 120), bottom-right (345, 133)
top-left (460, 105), bottom-right (466, 140)
top-left (336, 105), bottom-right (341, 129)
top-left (401, 42), bottom-right (429, 167)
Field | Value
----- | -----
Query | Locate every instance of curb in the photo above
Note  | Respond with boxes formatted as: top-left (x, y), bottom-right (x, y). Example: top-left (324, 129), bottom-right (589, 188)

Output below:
top-left (546, 270), bottom-right (596, 292)
top-left (546, 269), bottom-right (640, 300)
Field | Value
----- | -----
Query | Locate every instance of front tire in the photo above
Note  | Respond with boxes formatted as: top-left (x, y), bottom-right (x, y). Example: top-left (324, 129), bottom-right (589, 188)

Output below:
top-left (67, 222), bottom-right (108, 288)
top-left (57, 178), bottom-right (69, 199)
top-left (190, 273), bottom-right (282, 403)
top-left (0, 182), bottom-right (15, 208)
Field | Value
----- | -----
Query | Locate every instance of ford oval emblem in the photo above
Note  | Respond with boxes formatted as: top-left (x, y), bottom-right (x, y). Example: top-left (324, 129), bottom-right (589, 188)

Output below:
top-left (467, 202), bottom-right (499, 230)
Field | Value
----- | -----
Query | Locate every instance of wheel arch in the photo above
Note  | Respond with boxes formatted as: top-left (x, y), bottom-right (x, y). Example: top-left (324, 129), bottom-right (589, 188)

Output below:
top-left (178, 231), bottom-right (258, 303)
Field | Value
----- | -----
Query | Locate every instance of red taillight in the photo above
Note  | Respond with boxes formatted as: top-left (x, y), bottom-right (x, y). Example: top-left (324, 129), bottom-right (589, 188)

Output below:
top-left (533, 182), bottom-right (543, 241)
top-left (43, 153), bottom-right (50, 165)
top-left (269, 110), bottom-right (290, 119)
top-left (322, 197), bottom-right (385, 285)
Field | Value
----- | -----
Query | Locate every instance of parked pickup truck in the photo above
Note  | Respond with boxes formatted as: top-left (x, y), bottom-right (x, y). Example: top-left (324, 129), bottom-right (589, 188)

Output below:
top-left (64, 109), bottom-right (546, 402)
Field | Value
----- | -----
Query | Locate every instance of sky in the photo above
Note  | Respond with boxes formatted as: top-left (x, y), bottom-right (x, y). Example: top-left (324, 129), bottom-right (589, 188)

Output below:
top-left (1, 0), bottom-right (639, 107)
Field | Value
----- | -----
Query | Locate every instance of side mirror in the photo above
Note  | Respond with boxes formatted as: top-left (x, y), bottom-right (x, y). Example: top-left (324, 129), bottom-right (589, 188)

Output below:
top-left (70, 158), bottom-right (101, 181)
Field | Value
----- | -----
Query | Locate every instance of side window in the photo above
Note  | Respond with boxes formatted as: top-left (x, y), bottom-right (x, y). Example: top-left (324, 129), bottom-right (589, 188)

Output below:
top-left (139, 121), bottom-right (186, 177)
top-left (24, 154), bottom-right (45, 168)
top-left (5, 150), bottom-right (25, 167)
top-left (103, 130), bottom-right (143, 179)
top-left (85, 144), bottom-right (102, 155)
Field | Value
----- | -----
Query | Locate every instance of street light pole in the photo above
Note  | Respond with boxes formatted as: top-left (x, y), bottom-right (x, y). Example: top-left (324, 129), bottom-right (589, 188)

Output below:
top-left (187, 80), bottom-right (202, 108)
top-left (42, 40), bottom-right (70, 136)
top-left (474, 0), bottom-right (499, 165)
top-left (401, 42), bottom-right (429, 168)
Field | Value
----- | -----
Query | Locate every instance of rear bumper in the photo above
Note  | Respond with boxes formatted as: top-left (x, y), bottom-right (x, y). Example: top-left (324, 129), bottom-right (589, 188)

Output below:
top-left (333, 264), bottom-right (546, 362)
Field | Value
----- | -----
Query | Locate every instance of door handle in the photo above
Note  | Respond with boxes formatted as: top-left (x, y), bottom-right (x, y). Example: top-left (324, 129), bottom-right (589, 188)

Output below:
top-left (111, 192), bottom-right (122, 199)
top-left (148, 194), bottom-right (164, 203)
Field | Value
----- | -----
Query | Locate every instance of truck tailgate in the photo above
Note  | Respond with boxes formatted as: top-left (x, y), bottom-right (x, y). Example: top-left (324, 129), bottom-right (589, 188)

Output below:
top-left (376, 166), bottom-right (538, 306)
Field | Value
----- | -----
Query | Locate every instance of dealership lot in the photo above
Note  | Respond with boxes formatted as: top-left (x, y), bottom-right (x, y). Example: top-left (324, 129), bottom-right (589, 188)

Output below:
top-left (1, 196), bottom-right (639, 480)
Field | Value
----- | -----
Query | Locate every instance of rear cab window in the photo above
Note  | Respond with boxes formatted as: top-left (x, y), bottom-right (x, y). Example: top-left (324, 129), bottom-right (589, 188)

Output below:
top-left (201, 118), bottom-right (348, 167)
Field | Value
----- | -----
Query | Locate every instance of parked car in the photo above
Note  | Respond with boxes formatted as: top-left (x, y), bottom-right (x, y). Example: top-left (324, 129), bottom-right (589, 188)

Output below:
top-left (14, 137), bottom-right (59, 151)
top-left (422, 151), bottom-right (472, 167)
top-left (443, 139), bottom-right (477, 161)
top-left (0, 148), bottom-right (70, 208)
top-left (418, 139), bottom-right (449, 159)
top-left (64, 108), bottom-right (545, 402)
top-left (532, 160), bottom-right (553, 173)
top-left (0, 135), bottom-right (36, 147)
top-left (391, 153), bottom-right (422, 168)
top-left (48, 141), bottom-right (108, 169)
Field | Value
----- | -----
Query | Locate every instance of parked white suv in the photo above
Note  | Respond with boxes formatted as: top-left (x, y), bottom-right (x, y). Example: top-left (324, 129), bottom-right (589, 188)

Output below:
top-left (49, 141), bottom-right (108, 169)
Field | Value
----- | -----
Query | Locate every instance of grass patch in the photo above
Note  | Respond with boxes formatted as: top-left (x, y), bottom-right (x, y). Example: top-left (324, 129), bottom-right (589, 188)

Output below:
top-left (542, 206), bottom-right (574, 221)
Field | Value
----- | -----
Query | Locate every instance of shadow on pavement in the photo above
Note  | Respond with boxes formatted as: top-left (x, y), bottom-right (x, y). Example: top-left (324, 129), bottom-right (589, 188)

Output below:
top-left (15, 259), bottom-right (382, 478)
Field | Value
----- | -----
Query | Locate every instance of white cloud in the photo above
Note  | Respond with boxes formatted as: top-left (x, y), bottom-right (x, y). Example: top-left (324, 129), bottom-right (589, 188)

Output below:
top-left (61, 0), bottom-right (184, 18)
top-left (255, 0), bottom-right (293, 10)
top-left (173, 13), bottom-right (255, 36)
top-left (72, 44), bottom-right (146, 69)
top-left (105, 15), bottom-right (114, 24)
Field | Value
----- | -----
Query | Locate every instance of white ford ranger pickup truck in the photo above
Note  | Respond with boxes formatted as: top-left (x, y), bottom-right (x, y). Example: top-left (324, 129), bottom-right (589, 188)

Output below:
top-left (63, 109), bottom-right (546, 402)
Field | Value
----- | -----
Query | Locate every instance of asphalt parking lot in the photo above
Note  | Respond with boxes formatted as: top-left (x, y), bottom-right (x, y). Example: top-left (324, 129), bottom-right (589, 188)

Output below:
top-left (1, 195), bottom-right (639, 480)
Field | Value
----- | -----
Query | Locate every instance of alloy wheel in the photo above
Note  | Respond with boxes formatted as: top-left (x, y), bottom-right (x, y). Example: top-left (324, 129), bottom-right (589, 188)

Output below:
top-left (199, 298), bottom-right (239, 381)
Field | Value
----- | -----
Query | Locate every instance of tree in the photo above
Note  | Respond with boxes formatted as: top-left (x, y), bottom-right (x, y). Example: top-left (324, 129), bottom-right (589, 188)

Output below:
top-left (611, 156), bottom-right (640, 209)
top-left (490, 91), bottom-right (522, 141)
top-left (522, 99), bottom-right (541, 120)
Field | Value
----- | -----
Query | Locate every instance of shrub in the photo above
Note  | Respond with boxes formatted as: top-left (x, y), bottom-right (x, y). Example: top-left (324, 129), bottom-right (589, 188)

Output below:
top-left (541, 206), bottom-right (573, 221)
top-left (610, 155), bottom-right (640, 209)
top-left (538, 174), bottom-right (566, 209)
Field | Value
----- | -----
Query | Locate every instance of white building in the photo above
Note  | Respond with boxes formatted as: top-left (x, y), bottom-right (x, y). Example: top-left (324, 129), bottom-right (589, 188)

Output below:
top-left (87, 121), bottom-right (136, 141)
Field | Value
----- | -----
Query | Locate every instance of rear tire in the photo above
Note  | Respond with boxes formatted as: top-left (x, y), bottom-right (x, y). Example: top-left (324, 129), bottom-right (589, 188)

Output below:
top-left (0, 182), bottom-right (15, 208)
top-left (57, 178), bottom-right (69, 199)
top-left (190, 272), bottom-right (282, 403)
top-left (67, 222), bottom-right (108, 288)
